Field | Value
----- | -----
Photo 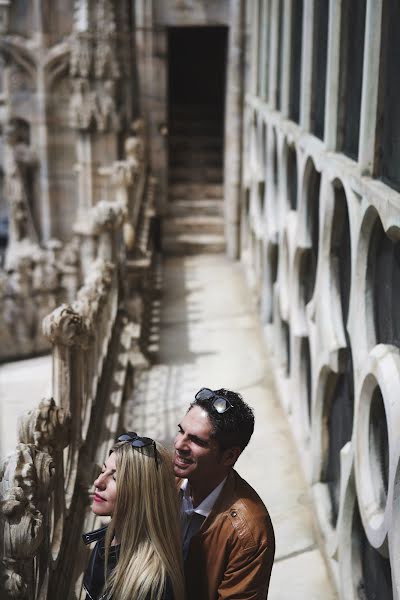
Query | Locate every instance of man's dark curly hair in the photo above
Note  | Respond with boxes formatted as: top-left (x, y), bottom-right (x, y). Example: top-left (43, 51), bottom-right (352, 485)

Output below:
top-left (190, 388), bottom-right (255, 452)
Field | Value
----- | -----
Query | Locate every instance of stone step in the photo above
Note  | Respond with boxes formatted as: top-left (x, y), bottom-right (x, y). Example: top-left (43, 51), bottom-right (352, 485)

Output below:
top-left (169, 166), bottom-right (223, 183)
top-left (169, 149), bottom-right (222, 166)
top-left (162, 233), bottom-right (226, 255)
top-left (170, 104), bottom-right (223, 117)
top-left (169, 183), bottom-right (223, 200)
top-left (170, 123), bottom-right (223, 136)
top-left (163, 215), bottom-right (225, 236)
top-left (169, 136), bottom-right (223, 151)
top-left (167, 199), bottom-right (223, 216)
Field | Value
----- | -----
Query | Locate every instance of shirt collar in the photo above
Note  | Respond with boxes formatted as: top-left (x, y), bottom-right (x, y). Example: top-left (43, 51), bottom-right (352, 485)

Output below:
top-left (180, 477), bottom-right (227, 518)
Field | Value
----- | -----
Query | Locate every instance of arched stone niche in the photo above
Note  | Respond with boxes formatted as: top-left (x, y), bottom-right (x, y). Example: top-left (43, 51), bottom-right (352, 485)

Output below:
top-left (351, 502), bottom-right (393, 600)
top-left (258, 180), bottom-right (265, 220)
top-left (255, 113), bottom-right (265, 180)
top-left (303, 160), bottom-right (320, 300)
top-left (265, 125), bottom-right (279, 240)
top-left (300, 335), bottom-right (312, 431)
top-left (331, 180), bottom-right (351, 335)
top-left (261, 119), bottom-right (267, 174)
top-left (282, 318), bottom-right (291, 378)
top-left (367, 216), bottom-right (400, 349)
top-left (388, 454), bottom-right (400, 598)
top-left (249, 110), bottom-right (258, 180)
top-left (354, 206), bottom-right (400, 358)
top-left (254, 238), bottom-right (265, 304)
top-left (261, 241), bottom-right (279, 324)
top-left (286, 142), bottom-right (298, 211)
top-left (278, 228), bottom-right (290, 323)
top-left (294, 158), bottom-right (321, 330)
top-left (314, 179), bottom-right (354, 522)
top-left (324, 353), bottom-right (354, 526)
top-left (240, 187), bottom-right (251, 257)
top-left (355, 346), bottom-right (400, 554)
top-left (272, 127), bottom-right (279, 191)
top-left (0, 167), bottom-right (8, 266)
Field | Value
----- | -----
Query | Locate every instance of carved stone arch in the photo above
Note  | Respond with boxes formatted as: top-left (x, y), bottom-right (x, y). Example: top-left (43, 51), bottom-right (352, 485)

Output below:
top-left (249, 109), bottom-right (258, 180)
top-left (0, 38), bottom-right (36, 83)
top-left (367, 215), bottom-right (400, 350)
top-left (335, 444), bottom-right (393, 600)
top-left (240, 187), bottom-right (251, 257)
top-left (0, 166), bottom-right (7, 265)
top-left (261, 117), bottom-right (267, 174)
top-left (255, 112), bottom-right (264, 180)
top-left (271, 125), bottom-right (279, 191)
top-left (45, 43), bottom-right (71, 90)
top-left (265, 124), bottom-right (279, 240)
top-left (292, 156), bottom-right (321, 333)
top-left (261, 240), bottom-right (279, 325)
top-left (284, 139), bottom-right (299, 212)
top-left (290, 333), bottom-right (312, 442)
top-left (350, 205), bottom-right (400, 372)
top-left (388, 451), bottom-right (400, 598)
top-left (354, 345), bottom-right (400, 553)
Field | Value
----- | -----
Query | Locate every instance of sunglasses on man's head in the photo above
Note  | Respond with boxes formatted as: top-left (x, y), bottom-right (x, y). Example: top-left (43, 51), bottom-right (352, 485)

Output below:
top-left (116, 432), bottom-right (158, 469)
top-left (195, 388), bottom-right (233, 414)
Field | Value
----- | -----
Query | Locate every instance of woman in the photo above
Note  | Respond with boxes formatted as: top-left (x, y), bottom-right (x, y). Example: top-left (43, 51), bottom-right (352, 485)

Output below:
top-left (82, 432), bottom-right (185, 600)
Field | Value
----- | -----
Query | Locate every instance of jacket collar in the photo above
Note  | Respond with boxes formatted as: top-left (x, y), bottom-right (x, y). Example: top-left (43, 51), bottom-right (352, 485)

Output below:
top-left (200, 469), bottom-right (237, 532)
top-left (82, 525), bottom-right (108, 546)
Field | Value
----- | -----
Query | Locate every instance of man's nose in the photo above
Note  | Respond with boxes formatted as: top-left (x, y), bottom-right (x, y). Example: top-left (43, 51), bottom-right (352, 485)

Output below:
top-left (175, 434), bottom-right (189, 453)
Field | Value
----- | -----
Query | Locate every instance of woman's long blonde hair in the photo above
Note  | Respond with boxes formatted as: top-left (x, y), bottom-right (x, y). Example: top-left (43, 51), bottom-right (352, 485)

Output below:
top-left (104, 441), bottom-right (185, 600)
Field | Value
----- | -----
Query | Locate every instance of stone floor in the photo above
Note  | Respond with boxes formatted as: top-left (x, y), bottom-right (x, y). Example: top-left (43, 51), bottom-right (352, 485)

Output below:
top-left (123, 253), bottom-right (338, 600)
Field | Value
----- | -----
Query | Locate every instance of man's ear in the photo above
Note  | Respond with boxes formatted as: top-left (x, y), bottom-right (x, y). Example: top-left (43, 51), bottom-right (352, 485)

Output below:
top-left (222, 446), bottom-right (242, 467)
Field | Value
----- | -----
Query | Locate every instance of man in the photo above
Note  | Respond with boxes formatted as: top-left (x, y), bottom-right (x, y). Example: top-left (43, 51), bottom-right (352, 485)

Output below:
top-left (174, 387), bottom-right (275, 600)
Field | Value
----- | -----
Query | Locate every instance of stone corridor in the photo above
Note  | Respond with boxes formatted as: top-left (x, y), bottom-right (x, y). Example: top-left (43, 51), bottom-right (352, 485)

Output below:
top-left (123, 253), bottom-right (337, 599)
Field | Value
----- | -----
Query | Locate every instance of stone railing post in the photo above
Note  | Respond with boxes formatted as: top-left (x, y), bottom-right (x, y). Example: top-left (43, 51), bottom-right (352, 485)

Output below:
top-left (42, 305), bottom-right (90, 510)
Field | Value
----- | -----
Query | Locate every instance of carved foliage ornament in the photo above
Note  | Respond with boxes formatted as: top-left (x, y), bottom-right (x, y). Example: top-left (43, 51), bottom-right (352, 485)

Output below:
top-left (0, 445), bottom-right (53, 598)
top-left (42, 303), bottom-right (89, 347)
top-left (18, 397), bottom-right (71, 454)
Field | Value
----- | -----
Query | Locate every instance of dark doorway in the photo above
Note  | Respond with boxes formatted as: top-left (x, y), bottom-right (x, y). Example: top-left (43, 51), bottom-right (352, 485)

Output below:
top-left (167, 26), bottom-right (227, 189)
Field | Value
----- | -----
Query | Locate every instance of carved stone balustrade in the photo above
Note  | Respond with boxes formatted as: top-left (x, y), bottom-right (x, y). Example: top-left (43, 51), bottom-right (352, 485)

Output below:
top-left (0, 398), bottom-right (70, 599)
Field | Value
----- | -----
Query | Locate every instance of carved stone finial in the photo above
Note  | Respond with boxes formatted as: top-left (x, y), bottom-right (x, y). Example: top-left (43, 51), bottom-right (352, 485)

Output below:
top-left (18, 398), bottom-right (71, 454)
top-left (42, 304), bottom-right (89, 347)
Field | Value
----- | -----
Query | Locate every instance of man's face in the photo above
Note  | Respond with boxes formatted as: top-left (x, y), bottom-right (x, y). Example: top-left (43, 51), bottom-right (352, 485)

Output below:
top-left (174, 405), bottom-right (227, 485)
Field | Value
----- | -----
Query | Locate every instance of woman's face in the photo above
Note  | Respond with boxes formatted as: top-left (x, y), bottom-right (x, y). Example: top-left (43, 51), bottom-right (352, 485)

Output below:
top-left (92, 452), bottom-right (117, 516)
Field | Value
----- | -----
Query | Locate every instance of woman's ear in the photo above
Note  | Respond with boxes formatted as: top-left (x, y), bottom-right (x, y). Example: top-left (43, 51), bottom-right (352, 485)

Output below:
top-left (222, 446), bottom-right (242, 467)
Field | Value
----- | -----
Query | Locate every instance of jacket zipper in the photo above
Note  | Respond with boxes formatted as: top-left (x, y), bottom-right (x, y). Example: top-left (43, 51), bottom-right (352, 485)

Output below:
top-left (83, 582), bottom-right (108, 600)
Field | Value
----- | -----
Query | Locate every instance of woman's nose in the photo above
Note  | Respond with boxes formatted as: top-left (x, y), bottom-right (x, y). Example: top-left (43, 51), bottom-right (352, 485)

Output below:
top-left (94, 472), bottom-right (106, 489)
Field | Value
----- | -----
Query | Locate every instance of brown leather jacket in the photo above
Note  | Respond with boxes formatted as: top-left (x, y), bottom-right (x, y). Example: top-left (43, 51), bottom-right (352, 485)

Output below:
top-left (184, 469), bottom-right (275, 600)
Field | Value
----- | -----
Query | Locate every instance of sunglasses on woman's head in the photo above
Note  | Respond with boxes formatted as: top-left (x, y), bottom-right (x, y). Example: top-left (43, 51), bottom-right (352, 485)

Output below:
top-left (195, 388), bottom-right (233, 414)
top-left (116, 432), bottom-right (158, 469)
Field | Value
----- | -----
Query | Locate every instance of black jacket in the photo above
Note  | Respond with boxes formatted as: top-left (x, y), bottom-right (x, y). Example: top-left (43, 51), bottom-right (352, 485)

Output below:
top-left (82, 526), bottom-right (174, 600)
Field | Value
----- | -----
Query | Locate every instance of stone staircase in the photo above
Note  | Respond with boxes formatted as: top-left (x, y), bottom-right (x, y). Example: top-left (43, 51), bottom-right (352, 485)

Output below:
top-left (163, 105), bottom-right (225, 255)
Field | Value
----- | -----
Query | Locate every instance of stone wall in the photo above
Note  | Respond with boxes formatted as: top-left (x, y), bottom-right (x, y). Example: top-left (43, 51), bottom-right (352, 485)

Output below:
top-left (242, 2), bottom-right (398, 599)
top-left (0, 0), bottom-right (137, 361)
